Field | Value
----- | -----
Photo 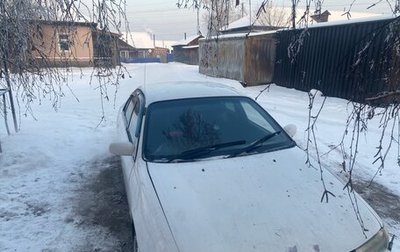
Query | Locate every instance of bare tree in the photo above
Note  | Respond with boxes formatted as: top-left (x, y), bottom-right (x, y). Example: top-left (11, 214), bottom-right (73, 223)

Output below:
top-left (178, 0), bottom-right (243, 37)
top-left (256, 1), bottom-right (292, 28)
top-left (302, 1), bottom-right (400, 184)
top-left (0, 0), bottom-right (129, 134)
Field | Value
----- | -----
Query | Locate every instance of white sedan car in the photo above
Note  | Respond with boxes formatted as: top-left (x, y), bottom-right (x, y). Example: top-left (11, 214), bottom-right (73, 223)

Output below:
top-left (110, 81), bottom-right (390, 252)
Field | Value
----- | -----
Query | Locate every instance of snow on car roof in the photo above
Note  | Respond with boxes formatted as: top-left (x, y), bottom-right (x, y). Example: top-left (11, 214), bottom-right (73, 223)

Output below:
top-left (140, 81), bottom-right (243, 105)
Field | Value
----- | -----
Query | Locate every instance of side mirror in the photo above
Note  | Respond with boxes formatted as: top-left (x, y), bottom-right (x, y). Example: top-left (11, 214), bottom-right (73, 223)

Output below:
top-left (283, 124), bottom-right (297, 138)
top-left (109, 142), bottom-right (135, 156)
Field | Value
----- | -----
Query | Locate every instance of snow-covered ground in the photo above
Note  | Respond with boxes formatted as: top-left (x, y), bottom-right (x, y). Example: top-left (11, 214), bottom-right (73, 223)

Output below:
top-left (0, 63), bottom-right (399, 251)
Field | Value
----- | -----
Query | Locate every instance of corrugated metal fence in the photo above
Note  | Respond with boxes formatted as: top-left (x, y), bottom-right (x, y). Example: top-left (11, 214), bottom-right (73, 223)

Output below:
top-left (273, 17), bottom-right (397, 102)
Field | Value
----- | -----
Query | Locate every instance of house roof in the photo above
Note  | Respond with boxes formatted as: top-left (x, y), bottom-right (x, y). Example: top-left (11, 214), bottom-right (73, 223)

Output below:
top-left (172, 34), bottom-right (203, 47)
top-left (34, 19), bottom-right (98, 28)
top-left (117, 38), bottom-right (136, 50)
top-left (121, 32), bottom-right (176, 50)
top-left (223, 8), bottom-right (382, 31)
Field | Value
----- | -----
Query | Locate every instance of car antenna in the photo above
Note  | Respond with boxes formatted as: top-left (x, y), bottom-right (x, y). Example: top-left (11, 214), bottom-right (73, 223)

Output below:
top-left (143, 63), bottom-right (147, 92)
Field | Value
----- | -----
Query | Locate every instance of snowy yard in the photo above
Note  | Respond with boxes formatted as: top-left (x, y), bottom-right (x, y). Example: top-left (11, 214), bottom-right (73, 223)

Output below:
top-left (0, 63), bottom-right (399, 251)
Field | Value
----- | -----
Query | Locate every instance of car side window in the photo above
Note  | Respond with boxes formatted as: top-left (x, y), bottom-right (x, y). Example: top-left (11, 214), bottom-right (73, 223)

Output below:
top-left (128, 97), bottom-right (139, 142)
top-left (124, 96), bottom-right (137, 127)
top-left (123, 92), bottom-right (145, 159)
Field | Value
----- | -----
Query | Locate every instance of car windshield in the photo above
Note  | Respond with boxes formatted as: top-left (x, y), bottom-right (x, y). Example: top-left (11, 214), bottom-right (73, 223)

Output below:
top-left (143, 96), bottom-right (295, 162)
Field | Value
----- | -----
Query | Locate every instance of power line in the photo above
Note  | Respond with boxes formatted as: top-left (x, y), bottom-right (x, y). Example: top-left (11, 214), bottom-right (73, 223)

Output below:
top-left (126, 8), bottom-right (195, 14)
top-left (128, 18), bottom-right (197, 25)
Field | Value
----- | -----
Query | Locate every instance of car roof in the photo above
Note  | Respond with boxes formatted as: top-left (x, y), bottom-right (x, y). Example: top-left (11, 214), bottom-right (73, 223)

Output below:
top-left (138, 81), bottom-right (243, 106)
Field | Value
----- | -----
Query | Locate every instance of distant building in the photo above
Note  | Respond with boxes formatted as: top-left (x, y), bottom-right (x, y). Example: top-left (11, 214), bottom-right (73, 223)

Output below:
top-left (119, 32), bottom-right (175, 63)
top-left (172, 34), bottom-right (203, 65)
top-left (117, 38), bottom-right (138, 62)
top-left (29, 20), bottom-right (119, 67)
top-left (311, 10), bottom-right (331, 23)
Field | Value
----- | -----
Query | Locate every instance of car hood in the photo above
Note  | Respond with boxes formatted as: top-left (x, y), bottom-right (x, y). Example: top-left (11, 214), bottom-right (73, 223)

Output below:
top-left (147, 147), bottom-right (382, 252)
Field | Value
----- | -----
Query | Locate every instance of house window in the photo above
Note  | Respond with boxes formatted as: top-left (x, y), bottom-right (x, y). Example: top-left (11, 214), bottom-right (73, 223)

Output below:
top-left (120, 51), bottom-right (129, 58)
top-left (58, 34), bottom-right (71, 51)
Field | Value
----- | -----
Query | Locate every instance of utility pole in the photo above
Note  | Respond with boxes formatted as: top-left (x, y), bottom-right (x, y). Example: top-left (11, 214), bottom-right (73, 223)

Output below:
top-left (291, 0), bottom-right (296, 29)
top-left (242, 2), bottom-right (244, 17)
top-left (249, 0), bottom-right (252, 26)
top-left (226, 0), bottom-right (230, 27)
top-left (197, 5), bottom-right (201, 35)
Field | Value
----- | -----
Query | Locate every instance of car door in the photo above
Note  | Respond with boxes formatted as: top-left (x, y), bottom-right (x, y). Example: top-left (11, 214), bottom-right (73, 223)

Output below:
top-left (123, 96), bottom-right (179, 252)
top-left (120, 91), bottom-right (145, 209)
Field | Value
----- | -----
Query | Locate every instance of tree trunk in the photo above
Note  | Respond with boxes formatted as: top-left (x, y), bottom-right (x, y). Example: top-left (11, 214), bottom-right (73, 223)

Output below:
top-left (2, 91), bottom-right (10, 135)
top-left (1, 0), bottom-right (18, 133)
top-left (2, 60), bottom-right (18, 132)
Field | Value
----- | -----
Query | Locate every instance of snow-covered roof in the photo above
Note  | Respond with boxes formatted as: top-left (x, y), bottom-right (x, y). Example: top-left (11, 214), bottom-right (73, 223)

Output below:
top-left (307, 14), bottom-right (396, 29)
top-left (318, 9), bottom-right (382, 22)
top-left (121, 32), bottom-right (176, 50)
top-left (200, 30), bottom-right (276, 41)
top-left (223, 8), bottom-right (383, 31)
top-left (182, 45), bottom-right (200, 49)
top-left (226, 16), bottom-right (258, 30)
top-left (172, 34), bottom-right (203, 47)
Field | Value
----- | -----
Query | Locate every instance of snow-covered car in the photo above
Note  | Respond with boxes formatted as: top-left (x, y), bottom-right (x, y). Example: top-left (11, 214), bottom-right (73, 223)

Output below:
top-left (110, 81), bottom-right (390, 252)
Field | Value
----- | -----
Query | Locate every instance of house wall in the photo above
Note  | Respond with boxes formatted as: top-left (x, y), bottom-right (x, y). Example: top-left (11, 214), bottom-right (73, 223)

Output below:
top-left (117, 38), bottom-right (138, 62)
top-left (199, 33), bottom-right (276, 85)
top-left (136, 49), bottom-right (149, 58)
top-left (174, 46), bottom-right (200, 65)
top-left (152, 47), bottom-right (169, 57)
top-left (92, 31), bottom-right (120, 67)
top-left (32, 23), bottom-right (94, 67)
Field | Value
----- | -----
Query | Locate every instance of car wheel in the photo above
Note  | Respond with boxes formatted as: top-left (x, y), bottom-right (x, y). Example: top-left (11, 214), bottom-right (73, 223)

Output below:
top-left (132, 221), bottom-right (139, 252)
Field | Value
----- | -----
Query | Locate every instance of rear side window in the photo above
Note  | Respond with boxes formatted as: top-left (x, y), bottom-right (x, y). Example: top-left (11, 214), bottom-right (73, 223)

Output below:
top-left (123, 93), bottom-right (144, 145)
top-left (124, 96), bottom-right (138, 128)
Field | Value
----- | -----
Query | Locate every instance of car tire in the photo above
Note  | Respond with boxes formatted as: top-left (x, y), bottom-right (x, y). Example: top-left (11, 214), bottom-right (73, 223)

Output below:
top-left (132, 221), bottom-right (139, 252)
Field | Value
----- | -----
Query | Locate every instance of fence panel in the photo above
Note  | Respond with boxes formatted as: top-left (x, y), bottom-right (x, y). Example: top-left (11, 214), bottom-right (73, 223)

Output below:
top-left (199, 33), bottom-right (276, 85)
top-left (273, 18), bottom-right (396, 102)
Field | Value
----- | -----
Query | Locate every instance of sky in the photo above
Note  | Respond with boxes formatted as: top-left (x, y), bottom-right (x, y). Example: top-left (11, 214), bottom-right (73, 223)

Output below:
top-left (125, 0), bottom-right (397, 41)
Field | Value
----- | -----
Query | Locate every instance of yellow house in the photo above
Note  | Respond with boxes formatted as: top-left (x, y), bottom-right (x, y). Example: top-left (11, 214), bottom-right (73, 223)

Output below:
top-left (30, 20), bottom-right (119, 67)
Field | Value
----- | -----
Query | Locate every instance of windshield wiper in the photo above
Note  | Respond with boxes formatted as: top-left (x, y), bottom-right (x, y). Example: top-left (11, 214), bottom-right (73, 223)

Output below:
top-left (166, 140), bottom-right (246, 162)
top-left (228, 131), bottom-right (282, 158)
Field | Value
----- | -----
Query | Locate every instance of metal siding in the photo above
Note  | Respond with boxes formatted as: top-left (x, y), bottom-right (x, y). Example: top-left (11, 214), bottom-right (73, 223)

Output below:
top-left (244, 34), bottom-right (276, 84)
top-left (199, 33), bottom-right (276, 85)
top-left (200, 37), bottom-right (246, 82)
top-left (273, 18), bottom-right (396, 102)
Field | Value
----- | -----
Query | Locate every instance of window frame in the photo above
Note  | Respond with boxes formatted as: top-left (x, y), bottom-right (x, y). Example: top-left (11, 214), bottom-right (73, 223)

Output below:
top-left (122, 90), bottom-right (146, 160)
top-left (58, 33), bottom-right (72, 52)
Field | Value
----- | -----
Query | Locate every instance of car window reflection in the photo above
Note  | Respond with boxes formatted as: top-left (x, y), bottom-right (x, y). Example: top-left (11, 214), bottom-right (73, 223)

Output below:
top-left (143, 97), bottom-right (294, 162)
